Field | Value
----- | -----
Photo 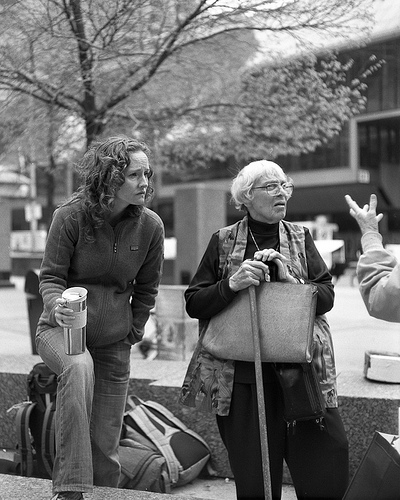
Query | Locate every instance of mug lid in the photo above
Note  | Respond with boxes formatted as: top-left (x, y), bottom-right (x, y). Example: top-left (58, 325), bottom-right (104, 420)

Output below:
top-left (62, 286), bottom-right (88, 301)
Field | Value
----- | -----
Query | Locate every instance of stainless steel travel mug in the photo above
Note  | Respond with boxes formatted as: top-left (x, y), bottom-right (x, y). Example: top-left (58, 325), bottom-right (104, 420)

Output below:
top-left (61, 287), bottom-right (88, 355)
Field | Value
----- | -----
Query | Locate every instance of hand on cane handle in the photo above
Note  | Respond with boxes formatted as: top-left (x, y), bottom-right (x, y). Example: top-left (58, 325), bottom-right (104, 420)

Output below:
top-left (272, 258), bottom-right (298, 283)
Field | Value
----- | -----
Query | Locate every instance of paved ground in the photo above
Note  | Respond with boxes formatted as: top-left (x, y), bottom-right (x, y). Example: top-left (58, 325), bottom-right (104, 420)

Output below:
top-left (1, 272), bottom-right (399, 499)
top-left (1, 472), bottom-right (280, 500)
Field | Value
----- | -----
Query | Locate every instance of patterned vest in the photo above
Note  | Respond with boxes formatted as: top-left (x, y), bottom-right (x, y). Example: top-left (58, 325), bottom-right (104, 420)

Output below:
top-left (218, 216), bottom-right (308, 281)
top-left (180, 217), bottom-right (338, 416)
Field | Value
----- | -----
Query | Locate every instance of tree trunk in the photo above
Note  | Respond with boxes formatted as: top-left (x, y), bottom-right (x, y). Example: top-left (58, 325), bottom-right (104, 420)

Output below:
top-left (44, 155), bottom-right (56, 227)
top-left (85, 116), bottom-right (105, 147)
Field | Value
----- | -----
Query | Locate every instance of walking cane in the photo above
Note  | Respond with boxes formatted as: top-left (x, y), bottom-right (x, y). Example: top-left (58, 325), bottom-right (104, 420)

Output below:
top-left (249, 285), bottom-right (273, 499)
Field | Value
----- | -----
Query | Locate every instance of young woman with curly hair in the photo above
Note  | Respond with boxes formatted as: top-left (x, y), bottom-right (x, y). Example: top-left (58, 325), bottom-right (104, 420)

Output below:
top-left (36, 136), bottom-right (164, 500)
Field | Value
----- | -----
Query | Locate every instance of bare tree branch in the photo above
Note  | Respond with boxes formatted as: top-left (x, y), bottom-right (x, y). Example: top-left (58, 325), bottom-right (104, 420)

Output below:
top-left (0, 0), bottom-right (373, 145)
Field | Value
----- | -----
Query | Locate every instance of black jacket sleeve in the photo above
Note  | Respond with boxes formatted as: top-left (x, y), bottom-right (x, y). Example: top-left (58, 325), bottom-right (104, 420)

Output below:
top-left (304, 228), bottom-right (335, 315)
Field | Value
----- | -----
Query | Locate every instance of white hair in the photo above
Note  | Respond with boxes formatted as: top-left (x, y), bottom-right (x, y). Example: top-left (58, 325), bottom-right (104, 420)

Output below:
top-left (230, 160), bottom-right (288, 211)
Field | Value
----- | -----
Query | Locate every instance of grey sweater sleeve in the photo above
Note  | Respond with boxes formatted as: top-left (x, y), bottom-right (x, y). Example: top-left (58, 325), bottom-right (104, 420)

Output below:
top-left (357, 231), bottom-right (400, 322)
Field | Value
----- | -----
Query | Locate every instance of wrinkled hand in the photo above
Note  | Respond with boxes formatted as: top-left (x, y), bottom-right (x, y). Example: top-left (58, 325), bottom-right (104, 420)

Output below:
top-left (253, 249), bottom-right (298, 283)
top-left (345, 194), bottom-right (383, 235)
top-left (228, 259), bottom-right (270, 292)
top-left (54, 298), bottom-right (75, 328)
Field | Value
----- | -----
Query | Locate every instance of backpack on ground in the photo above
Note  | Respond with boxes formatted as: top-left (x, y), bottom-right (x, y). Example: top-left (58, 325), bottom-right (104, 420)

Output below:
top-left (119, 395), bottom-right (211, 491)
top-left (118, 435), bottom-right (171, 493)
top-left (11, 362), bottom-right (57, 479)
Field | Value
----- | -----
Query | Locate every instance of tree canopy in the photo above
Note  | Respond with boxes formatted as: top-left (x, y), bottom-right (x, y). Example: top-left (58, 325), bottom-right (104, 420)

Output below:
top-left (159, 51), bottom-right (382, 176)
top-left (0, 0), bottom-right (373, 150)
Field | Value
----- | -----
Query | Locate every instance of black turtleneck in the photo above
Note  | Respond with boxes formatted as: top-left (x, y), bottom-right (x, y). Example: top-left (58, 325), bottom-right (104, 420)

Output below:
top-left (246, 216), bottom-right (280, 281)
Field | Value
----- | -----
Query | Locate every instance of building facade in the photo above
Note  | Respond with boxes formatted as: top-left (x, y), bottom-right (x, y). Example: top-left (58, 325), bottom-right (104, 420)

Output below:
top-left (158, 21), bottom-right (400, 276)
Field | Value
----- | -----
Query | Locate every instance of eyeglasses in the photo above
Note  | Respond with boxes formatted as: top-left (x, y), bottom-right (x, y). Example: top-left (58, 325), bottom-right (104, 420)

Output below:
top-left (252, 182), bottom-right (294, 196)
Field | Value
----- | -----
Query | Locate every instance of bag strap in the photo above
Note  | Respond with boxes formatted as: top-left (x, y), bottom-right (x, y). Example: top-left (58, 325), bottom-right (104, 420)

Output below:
top-left (138, 399), bottom-right (211, 453)
top-left (15, 402), bottom-right (36, 476)
top-left (127, 405), bottom-right (181, 484)
top-left (29, 373), bottom-right (57, 413)
top-left (120, 442), bottom-right (172, 494)
top-left (41, 401), bottom-right (56, 477)
top-left (161, 469), bottom-right (171, 493)
top-left (119, 438), bottom-right (162, 480)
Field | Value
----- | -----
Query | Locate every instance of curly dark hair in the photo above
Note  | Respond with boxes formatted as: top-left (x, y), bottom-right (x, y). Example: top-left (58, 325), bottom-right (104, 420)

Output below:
top-left (70, 136), bottom-right (154, 241)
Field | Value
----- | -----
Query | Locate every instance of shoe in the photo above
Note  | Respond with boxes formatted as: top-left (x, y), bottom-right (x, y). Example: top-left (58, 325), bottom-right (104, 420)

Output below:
top-left (51, 492), bottom-right (84, 500)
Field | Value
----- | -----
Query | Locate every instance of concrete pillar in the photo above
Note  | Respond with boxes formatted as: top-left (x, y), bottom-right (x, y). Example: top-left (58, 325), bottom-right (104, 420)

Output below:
top-left (174, 184), bottom-right (227, 284)
top-left (0, 199), bottom-right (14, 287)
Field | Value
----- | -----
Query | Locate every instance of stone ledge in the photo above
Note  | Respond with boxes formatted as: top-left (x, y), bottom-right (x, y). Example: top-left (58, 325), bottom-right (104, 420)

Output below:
top-left (0, 354), bottom-right (190, 387)
top-left (1, 356), bottom-right (399, 480)
top-left (336, 369), bottom-right (400, 399)
top-left (2, 355), bottom-right (400, 397)
top-left (0, 473), bottom-right (205, 500)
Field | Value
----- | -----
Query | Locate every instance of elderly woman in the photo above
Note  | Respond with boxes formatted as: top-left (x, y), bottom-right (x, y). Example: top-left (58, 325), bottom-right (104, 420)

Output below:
top-left (180, 161), bottom-right (348, 500)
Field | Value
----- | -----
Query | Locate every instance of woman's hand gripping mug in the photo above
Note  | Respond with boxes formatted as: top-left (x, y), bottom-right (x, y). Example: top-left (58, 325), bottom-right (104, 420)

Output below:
top-left (61, 287), bottom-right (88, 355)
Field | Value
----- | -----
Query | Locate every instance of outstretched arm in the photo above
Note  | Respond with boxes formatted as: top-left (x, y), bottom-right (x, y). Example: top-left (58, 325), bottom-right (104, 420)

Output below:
top-left (345, 193), bottom-right (400, 322)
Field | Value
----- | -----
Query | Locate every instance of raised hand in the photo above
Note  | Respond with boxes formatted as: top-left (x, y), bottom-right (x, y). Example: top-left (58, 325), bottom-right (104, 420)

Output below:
top-left (345, 194), bottom-right (384, 235)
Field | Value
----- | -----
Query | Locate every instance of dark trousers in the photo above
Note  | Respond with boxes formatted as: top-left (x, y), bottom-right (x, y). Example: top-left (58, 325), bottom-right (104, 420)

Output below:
top-left (216, 379), bottom-right (349, 500)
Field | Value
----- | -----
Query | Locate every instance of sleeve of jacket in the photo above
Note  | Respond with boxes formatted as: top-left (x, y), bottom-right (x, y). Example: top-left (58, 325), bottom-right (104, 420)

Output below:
top-left (130, 212), bottom-right (165, 341)
top-left (304, 228), bottom-right (335, 316)
top-left (39, 207), bottom-right (78, 326)
top-left (356, 232), bottom-right (400, 322)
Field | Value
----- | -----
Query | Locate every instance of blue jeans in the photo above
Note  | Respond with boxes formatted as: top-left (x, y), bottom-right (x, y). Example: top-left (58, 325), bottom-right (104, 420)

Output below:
top-left (36, 327), bottom-right (131, 494)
